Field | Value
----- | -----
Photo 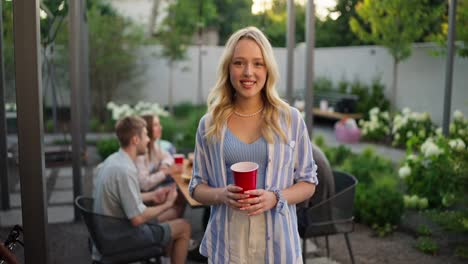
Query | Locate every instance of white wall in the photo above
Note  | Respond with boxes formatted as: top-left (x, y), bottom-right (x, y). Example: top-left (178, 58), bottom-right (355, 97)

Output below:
top-left (112, 43), bottom-right (468, 125)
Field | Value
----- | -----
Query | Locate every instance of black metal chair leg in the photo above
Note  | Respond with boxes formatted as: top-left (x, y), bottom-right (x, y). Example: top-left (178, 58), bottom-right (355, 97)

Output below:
top-left (302, 238), bottom-right (307, 263)
top-left (344, 233), bottom-right (355, 264)
top-left (325, 235), bottom-right (330, 258)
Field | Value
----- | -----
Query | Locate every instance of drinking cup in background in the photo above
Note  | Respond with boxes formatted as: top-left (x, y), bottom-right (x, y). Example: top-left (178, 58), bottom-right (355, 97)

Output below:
top-left (173, 154), bottom-right (185, 165)
top-left (230, 162), bottom-right (258, 194)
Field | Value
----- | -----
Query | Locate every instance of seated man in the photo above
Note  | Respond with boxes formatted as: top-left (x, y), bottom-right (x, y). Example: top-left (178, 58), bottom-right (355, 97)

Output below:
top-left (93, 116), bottom-right (190, 264)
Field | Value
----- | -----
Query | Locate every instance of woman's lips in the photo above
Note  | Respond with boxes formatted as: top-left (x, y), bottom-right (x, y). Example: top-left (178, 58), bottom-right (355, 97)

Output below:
top-left (241, 80), bottom-right (255, 88)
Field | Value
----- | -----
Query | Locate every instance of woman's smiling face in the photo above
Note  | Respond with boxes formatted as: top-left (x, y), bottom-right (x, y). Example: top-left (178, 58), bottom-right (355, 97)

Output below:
top-left (229, 38), bottom-right (267, 101)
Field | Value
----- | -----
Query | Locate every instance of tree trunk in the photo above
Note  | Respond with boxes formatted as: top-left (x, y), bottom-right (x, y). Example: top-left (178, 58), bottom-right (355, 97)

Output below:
top-left (168, 60), bottom-right (174, 115)
top-left (147, 0), bottom-right (162, 37)
top-left (392, 58), bottom-right (399, 110)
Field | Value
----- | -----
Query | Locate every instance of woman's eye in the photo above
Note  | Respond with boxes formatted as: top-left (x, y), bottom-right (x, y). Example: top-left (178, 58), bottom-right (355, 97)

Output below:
top-left (255, 62), bottom-right (265, 67)
top-left (233, 61), bottom-right (243, 65)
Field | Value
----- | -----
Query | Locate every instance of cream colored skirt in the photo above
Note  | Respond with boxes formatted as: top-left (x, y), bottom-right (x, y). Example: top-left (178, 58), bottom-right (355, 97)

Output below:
top-left (227, 209), bottom-right (266, 264)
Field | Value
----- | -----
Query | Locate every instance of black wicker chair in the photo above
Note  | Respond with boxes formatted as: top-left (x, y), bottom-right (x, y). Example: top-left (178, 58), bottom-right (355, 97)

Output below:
top-left (298, 171), bottom-right (357, 264)
top-left (75, 196), bottom-right (165, 264)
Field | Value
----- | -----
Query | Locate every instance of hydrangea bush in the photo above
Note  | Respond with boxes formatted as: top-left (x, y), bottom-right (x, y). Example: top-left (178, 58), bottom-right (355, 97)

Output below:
top-left (399, 136), bottom-right (468, 208)
top-left (392, 108), bottom-right (437, 148)
top-left (359, 107), bottom-right (391, 141)
top-left (106, 101), bottom-right (169, 120)
top-left (450, 110), bottom-right (467, 143)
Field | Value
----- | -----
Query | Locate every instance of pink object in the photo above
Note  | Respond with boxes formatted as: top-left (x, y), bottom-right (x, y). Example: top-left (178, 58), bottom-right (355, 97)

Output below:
top-left (173, 154), bottom-right (185, 165)
top-left (335, 121), bottom-right (361, 143)
top-left (230, 162), bottom-right (258, 194)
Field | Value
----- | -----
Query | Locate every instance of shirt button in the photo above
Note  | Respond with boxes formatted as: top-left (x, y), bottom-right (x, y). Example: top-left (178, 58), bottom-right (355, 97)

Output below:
top-left (267, 236), bottom-right (271, 240)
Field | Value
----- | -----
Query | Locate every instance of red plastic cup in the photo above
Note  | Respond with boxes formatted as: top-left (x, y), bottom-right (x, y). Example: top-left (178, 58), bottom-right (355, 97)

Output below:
top-left (174, 154), bottom-right (184, 165)
top-left (230, 162), bottom-right (258, 194)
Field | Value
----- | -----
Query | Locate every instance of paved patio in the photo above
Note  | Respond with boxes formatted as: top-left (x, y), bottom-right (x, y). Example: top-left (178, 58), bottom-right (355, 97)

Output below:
top-left (0, 124), bottom-right (406, 263)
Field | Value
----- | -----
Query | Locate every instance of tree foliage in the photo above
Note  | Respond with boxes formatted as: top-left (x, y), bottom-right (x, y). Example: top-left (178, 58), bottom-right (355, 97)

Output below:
top-left (87, 1), bottom-right (145, 121)
top-left (316, 0), bottom-right (369, 47)
top-left (212, 0), bottom-right (256, 45)
top-left (430, 0), bottom-right (468, 57)
top-left (349, 0), bottom-right (444, 107)
top-left (350, 0), bottom-right (443, 63)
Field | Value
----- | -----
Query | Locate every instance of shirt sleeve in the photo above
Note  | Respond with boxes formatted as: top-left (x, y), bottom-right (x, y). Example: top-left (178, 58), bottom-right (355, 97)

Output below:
top-left (189, 116), bottom-right (210, 197)
top-left (160, 149), bottom-right (174, 167)
top-left (135, 155), bottom-right (166, 192)
top-left (114, 167), bottom-right (146, 219)
top-left (293, 109), bottom-right (319, 185)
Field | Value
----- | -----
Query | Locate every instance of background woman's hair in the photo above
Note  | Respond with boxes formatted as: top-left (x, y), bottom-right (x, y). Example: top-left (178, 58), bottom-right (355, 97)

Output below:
top-left (141, 114), bottom-right (155, 158)
top-left (205, 26), bottom-right (290, 143)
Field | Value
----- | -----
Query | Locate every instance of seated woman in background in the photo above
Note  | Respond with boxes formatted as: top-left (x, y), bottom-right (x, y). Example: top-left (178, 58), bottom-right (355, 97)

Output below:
top-left (136, 114), bottom-right (174, 192)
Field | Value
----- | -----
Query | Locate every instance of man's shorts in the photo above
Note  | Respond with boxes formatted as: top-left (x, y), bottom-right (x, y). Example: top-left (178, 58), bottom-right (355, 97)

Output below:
top-left (148, 221), bottom-right (171, 247)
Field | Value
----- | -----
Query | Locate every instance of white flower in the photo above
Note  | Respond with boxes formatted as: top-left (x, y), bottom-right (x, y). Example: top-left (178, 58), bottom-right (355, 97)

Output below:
top-left (402, 107), bottom-right (411, 115)
top-left (381, 112), bottom-right (390, 120)
top-left (398, 165), bottom-right (411, 179)
top-left (406, 131), bottom-right (413, 138)
top-left (453, 110), bottom-right (464, 121)
top-left (369, 107), bottom-right (379, 116)
top-left (449, 139), bottom-right (466, 151)
top-left (406, 154), bottom-right (417, 161)
top-left (459, 129), bottom-right (465, 136)
top-left (436, 127), bottom-right (442, 135)
top-left (421, 139), bottom-right (443, 157)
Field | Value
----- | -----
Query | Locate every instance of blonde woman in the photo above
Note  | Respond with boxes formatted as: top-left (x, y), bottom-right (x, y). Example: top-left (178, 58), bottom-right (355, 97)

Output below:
top-left (189, 26), bottom-right (318, 263)
top-left (136, 115), bottom-right (174, 192)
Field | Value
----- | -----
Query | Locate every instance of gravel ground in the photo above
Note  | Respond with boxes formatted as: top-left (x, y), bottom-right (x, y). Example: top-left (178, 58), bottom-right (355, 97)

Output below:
top-left (2, 222), bottom-right (466, 264)
top-left (314, 223), bottom-right (467, 264)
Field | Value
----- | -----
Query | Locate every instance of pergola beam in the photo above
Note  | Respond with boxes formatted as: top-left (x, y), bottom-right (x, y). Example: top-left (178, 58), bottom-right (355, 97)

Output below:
top-left (305, 0), bottom-right (315, 136)
top-left (0, 0), bottom-right (10, 210)
top-left (443, 0), bottom-right (457, 136)
top-left (13, 0), bottom-right (49, 262)
top-left (286, 0), bottom-right (295, 104)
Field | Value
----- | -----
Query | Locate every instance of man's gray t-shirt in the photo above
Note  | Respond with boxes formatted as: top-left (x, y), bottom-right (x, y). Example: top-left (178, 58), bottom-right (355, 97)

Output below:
top-left (93, 149), bottom-right (147, 218)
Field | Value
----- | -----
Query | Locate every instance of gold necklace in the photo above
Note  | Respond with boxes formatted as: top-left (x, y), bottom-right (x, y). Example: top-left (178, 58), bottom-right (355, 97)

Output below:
top-left (233, 107), bottom-right (264, 118)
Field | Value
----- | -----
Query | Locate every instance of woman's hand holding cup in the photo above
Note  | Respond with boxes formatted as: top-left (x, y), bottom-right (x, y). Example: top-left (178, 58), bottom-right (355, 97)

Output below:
top-left (239, 189), bottom-right (277, 216)
top-left (219, 184), bottom-right (249, 210)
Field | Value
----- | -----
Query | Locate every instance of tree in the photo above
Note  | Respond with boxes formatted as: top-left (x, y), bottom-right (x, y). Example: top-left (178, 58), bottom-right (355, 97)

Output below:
top-left (87, 1), bottom-right (145, 121)
top-left (316, 0), bottom-right (369, 47)
top-left (350, 0), bottom-right (444, 108)
top-left (212, 0), bottom-right (256, 45)
top-left (430, 0), bottom-right (468, 57)
top-left (250, 0), bottom-right (306, 47)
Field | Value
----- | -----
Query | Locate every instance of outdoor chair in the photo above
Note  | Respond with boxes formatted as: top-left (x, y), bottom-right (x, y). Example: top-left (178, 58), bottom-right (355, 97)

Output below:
top-left (298, 171), bottom-right (358, 264)
top-left (75, 196), bottom-right (165, 264)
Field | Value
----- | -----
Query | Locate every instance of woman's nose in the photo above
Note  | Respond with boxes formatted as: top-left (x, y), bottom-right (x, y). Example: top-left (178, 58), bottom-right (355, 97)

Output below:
top-left (243, 64), bottom-right (252, 76)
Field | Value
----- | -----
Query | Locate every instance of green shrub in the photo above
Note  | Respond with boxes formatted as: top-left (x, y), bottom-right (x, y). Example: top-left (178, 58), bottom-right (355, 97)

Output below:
top-left (96, 138), bottom-right (119, 160)
top-left (392, 108), bottom-right (437, 149)
top-left (159, 115), bottom-right (177, 143)
top-left (455, 245), bottom-right (468, 259)
top-left (339, 147), bottom-right (395, 185)
top-left (449, 110), bottom-right (467, 144)
top-left (402, 136), bottom-right (468, 208)
top-left (416, 224), bottom-right (432, 236)
top-left (314, 77), bottom-right (334, 92)
top-left (425, 210), bottom-right (468, 233)
top-left (173, 102), bottom-right (206, 119)
top-left (174, 110), bottom-right (204, 151)
top-left (355, 184), bottom-right (404, 229)
top-left (359, 107), bottom-right (391, 142)
top-left (323, 145), bottom-right (353, 167)
top-left (415, 236), bottom-right (439, 255)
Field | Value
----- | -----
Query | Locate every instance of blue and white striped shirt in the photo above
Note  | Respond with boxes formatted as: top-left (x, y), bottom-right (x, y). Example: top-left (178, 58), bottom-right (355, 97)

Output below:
top-left (189, 107), bottom-right (318, 264)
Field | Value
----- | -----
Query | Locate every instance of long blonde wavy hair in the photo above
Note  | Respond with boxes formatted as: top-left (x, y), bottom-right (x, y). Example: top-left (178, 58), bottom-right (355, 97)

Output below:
top-left (205, 26), bottom-right (290, 144)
